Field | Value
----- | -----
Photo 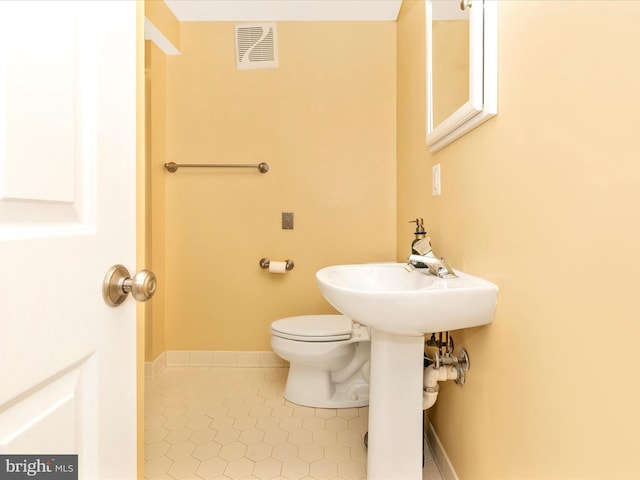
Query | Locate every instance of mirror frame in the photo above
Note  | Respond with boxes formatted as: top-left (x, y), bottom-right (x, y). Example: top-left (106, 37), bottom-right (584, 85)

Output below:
top-left (426, 0), bottom-right (497, 152)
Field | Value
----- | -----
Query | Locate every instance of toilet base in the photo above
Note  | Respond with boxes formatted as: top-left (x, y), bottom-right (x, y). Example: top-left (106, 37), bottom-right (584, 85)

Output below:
top-left (284, 364), bottom-right (369, 408)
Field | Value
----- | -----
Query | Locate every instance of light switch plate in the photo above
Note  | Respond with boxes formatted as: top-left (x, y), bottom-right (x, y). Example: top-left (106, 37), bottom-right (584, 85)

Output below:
top-left (432, 164), bottom-right (441, 196)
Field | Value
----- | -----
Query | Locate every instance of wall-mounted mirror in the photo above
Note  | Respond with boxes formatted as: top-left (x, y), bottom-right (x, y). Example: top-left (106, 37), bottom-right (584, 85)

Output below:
top-left (426, 0), bottom-right (497, 152)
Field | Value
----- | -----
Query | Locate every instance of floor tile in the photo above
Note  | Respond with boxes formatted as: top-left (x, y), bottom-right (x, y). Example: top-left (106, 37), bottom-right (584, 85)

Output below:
top-left (145, 366), bottom-right (444, 480)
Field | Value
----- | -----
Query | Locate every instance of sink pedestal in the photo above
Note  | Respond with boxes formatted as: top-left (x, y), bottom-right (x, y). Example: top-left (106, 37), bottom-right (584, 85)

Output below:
top-left (368, 329), bottom-right (424, 479)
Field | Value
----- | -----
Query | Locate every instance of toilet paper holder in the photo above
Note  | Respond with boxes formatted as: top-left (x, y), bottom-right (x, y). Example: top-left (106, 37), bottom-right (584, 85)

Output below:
top-left (259, 258), bottom-right (295, 271)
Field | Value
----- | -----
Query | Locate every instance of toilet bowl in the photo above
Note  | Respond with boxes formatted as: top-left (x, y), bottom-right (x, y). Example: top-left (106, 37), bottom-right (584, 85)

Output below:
top-left (270, 315), bottom-right (371, 408)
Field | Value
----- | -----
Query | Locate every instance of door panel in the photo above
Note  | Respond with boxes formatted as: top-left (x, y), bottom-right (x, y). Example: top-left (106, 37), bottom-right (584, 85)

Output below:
top-left (0, 2), bottom-right (137, 478)
top-left (0, 2), bottom-right (90, 230)
top-left (0, 358), bottom-right (94, 453)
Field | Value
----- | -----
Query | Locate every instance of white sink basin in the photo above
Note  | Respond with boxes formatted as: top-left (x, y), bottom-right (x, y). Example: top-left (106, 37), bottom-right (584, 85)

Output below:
top-left (316, 263), bottom-right (498, 336)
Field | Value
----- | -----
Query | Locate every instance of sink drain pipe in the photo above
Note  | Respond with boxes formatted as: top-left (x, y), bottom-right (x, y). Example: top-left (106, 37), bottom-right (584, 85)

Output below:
top-left (423, 365), bottom-right (458, 410)
top-left (423, 349), bottom-right (470, 410)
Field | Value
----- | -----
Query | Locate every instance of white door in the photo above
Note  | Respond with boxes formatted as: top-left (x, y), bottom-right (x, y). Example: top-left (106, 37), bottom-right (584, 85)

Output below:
top-left (0, 1), bottom-right (139, 478)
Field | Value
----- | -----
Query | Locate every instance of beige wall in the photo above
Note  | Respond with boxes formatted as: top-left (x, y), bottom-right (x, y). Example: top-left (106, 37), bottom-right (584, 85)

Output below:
top-left (161, 21), bottom-right (397, 351)
top-left (145, 41), bottom-right (169, 362)
top-left (398, 0), bottom-right (640, 478)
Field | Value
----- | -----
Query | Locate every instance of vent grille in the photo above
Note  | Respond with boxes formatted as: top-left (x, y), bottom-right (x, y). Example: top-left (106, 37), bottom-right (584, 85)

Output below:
top-left (235, 23), bottom-right (278, 70)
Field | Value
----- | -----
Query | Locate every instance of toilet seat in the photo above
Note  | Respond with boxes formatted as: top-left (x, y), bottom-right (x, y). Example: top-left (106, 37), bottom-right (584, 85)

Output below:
top-left (271, 315), bottom-right (352, 342)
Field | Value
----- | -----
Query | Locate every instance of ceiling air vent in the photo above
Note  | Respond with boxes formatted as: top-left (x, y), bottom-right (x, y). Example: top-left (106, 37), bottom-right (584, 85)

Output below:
top-left (235, 23), bottom-right (279, 70)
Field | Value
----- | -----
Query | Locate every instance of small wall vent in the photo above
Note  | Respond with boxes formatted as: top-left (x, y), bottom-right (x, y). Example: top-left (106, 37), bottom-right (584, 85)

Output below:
top-left (235, 23), bottom-right (278, 70)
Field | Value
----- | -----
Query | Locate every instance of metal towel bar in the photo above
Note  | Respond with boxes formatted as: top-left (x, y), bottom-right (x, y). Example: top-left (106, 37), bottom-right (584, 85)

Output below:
top-left (164, 162), bottom-right (269, 173)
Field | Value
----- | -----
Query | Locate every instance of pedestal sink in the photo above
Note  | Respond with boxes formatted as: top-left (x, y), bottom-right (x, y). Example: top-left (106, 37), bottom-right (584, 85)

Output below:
top-left (316, 263), bottom-right (498, 479)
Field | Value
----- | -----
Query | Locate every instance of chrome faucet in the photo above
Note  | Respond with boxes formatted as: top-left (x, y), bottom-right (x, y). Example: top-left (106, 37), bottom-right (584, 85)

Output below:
top-left (408, 253), bottom-right (458, 278)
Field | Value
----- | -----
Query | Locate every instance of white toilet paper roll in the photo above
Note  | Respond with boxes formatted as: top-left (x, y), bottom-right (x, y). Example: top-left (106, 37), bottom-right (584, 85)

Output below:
top-left (268, 261), bottom-right (288, 274)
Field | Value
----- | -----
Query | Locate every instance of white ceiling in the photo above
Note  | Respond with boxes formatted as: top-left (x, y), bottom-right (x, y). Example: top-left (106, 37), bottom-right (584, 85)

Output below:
top-left (163, 0), bottom-right (403, 22)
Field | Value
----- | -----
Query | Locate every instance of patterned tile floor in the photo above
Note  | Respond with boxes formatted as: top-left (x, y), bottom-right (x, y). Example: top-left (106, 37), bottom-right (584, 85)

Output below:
top-left (145, 367), bottom-right (444, 480)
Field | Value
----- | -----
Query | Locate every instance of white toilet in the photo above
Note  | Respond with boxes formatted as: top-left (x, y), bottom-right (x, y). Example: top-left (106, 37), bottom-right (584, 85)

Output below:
top-left (270, 315), bottom-right (371, 408)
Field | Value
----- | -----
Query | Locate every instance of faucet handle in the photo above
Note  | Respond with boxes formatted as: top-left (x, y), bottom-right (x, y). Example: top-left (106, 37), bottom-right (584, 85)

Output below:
top-left (436, 263), bottom-right (457, 279)
top-left (408, 254), bottom-right (458, 278)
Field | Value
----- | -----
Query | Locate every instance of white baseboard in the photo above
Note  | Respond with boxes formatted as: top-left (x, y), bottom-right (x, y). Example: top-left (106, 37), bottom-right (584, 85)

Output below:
top-left (145, 350), bottom-right (287, 377)
top-left (145, 352), bottom-right (167, 378)
top-left (426, 415), bottom-right (459, 480)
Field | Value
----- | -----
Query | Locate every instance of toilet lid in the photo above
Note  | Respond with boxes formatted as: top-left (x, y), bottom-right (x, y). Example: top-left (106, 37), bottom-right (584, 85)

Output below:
top-left (271, 315), bottom-right (352, 342)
